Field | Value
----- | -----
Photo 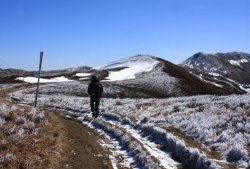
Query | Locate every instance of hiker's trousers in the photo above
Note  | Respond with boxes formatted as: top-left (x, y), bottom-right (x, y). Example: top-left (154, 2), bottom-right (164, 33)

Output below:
top-left (90, 96), bottom-right (100, 114)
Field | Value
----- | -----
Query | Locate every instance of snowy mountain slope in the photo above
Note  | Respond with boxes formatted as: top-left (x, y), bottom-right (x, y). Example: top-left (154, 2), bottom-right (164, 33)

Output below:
top-left (155, 57), bottom-right (230, 96)
top-left (96, 55), bottom-right (159, 81)
top-left (10, 85), bottom-right (250, 168)
top-left (2, 53), bottom-right (244, 97)
top-left (180, 52), bottom-right (250, 94)
top-left (91, 55), bottom-right (231, 97)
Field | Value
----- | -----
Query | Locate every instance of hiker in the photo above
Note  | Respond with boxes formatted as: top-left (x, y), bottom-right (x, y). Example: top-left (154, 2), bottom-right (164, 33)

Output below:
top-left (88, 76), bottom-right (103, 118)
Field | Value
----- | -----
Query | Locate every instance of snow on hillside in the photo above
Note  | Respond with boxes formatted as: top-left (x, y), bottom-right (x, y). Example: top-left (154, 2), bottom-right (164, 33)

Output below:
top-left (121, 69), bottom-right (181, 97)
top-left (9, 84), bottom-right (250, 169)
top-left (180, 52), bottom-right (250, 94)
top-left (96, 55), bottom-right (159, 81)
top-left (73, 73), bottom-right (92, 77)
top-left (15, 76), bottom-right (73, 83)
top-left (228, 59), bottom-right (248, 66)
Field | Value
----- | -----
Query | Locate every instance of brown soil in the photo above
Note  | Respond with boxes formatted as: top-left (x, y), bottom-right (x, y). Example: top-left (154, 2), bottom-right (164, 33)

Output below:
top-left (0, 109), bottom-right (114, 169)
top-left (51, 111), bottom-right (114, 169)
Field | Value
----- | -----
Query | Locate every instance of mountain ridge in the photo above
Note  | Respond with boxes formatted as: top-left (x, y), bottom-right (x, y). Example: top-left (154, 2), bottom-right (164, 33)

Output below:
top-left (1, 52), bottom-right (250, 96)
top-left (180, 52), bottom-right (250, 94)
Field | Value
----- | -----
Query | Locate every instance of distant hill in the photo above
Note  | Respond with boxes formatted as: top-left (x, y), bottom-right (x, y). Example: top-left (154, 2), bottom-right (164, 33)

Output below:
top-left (0, 68), bottom-right (30, 77)
top-left (0, 66), bottom-right (91, 83)
top-left (93, 55), bottom-right (231, 97)
top-left (0, 66), bottom-right (90, 77)
top-left (2, 53), bottom-right (249, 97)
top-left (180, 52), bottom-right (250, 94)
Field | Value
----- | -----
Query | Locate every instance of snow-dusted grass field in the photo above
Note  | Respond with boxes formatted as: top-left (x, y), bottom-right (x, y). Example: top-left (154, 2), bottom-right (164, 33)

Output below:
top-left (9, 82), bottom-right (250, 169)
top-left (0, 101), bottom-right (45, 167)
top-left (0, 83), bottom-right (27, 90)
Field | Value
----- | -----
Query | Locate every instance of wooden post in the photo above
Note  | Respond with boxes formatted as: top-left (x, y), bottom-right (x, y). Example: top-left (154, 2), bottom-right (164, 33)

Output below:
top-left (34, 51), bottom-right (43, 107)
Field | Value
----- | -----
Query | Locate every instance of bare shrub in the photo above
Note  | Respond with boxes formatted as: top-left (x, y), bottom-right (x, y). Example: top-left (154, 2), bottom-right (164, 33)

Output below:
top-left (16, 116), bottom-right (26, 125)
top-left (226, 148), bottom-right (243, 162)
top-left (33, 113), bottom-right (44, 124)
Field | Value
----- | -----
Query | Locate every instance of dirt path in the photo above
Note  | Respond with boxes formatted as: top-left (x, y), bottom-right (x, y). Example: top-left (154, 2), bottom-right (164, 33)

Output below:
top-left (44, 111), bottom-right (114, 169)
top-left (1, 86), bottom-right (114, 169)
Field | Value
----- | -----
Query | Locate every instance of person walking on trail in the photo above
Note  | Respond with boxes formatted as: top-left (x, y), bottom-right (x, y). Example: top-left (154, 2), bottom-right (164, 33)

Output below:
top-left (88, 76), bottom-right (103, 118)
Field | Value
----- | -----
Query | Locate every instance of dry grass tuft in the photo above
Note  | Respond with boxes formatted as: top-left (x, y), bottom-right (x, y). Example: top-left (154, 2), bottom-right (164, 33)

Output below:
top-left (0, 101), bottom-right (62, 169)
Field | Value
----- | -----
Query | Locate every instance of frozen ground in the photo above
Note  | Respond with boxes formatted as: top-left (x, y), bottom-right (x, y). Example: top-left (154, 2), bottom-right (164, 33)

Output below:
top-left (9, 83), bottom-right (250, 169)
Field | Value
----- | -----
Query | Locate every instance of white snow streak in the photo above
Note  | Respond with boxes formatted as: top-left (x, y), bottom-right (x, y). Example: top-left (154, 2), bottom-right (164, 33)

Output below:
top-left (96, 56), bottom-right (159, 81)
top-left (107, 62), bottom-right (156, 81)
top-left (228, 59), bottom-right (248, 66)
top-left (74, 73), bottom-right (91, 77)
top-left (16, 76), bottom-right (73, 83)
top-left (125, 126), bottom-right (178, 169)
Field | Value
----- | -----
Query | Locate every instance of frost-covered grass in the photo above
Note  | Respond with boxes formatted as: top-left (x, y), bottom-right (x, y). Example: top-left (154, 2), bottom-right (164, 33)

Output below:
top-left (121, 68), bottom-right (182, 97)
top-left (0, 102), bottom-right (45, 168)
top-left (10, 85), bottom-right (250, 168)
top-left (0, 83), bottom-right (27, 90)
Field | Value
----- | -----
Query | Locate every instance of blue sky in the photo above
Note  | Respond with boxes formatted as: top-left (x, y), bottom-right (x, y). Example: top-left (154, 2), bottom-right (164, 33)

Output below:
top-left (0, 0), bottom-right (249, 70)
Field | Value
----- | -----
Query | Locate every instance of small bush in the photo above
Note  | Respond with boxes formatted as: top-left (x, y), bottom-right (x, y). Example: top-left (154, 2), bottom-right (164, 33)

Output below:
top-left (0, 153), bottom-right (15, 163)
top-left (0, 118), bottom-right (5, 127)
top-left (226, 148), bottom-right (243, 162)
top-left (16, 117), bottom-right (26, 125)
top-left (33, 113), bottom-right (44, 124)
top-left (140, 117), bottom-right (148, 124)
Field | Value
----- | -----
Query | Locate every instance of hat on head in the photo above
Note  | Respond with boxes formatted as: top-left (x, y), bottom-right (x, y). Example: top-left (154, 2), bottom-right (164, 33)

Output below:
top-left (91, 75), bottom-right (98, 82)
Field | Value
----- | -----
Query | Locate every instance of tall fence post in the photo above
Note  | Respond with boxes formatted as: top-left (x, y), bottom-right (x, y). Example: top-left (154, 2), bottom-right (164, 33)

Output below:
top-left (34, 51), bottom-right (43, 107)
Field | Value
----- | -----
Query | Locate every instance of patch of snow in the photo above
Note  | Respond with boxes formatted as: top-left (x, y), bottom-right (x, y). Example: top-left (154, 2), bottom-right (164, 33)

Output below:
top-left (106, 62), bottom-right (155, 81)
top-left (184, 63), bottom-right (194, 69)
top-left (96, 56), bottom-right (159, 81)
top-left (125, 126), bottom-right (179, 169)
top-left (228, 59), bottom-right (248, 66)
top-left (16, 76), bottom-right (73, 83)
top-left (209, 67), bottom-right (218, 72)
top-left (109, 155), bottom-right (119, 169)
top-left (208, 72), bottom-right (221, 77)
top-left (79, 77), bottom-right (90, 80)
top-left (198, 75), bottom-right (223, 88)
top-left (210, 82), bottom-right (223, 88)
top-left (240, 59), bottom-right (248, 63)
top-left (226, 78), bottom-right (250, 93)
top-left (74, 73), bottom-right (91, 77)
top-left (239, 85), bottom-right (250, 93)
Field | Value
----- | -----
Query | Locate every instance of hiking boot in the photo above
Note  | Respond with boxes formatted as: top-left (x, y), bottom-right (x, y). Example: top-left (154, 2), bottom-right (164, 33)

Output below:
top-left (92, 112), bottom-right (96, 118)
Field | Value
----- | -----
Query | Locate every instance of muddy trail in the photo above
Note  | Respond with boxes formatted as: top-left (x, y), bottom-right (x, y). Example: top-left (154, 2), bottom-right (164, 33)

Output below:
top-left (49, 111), bottom-right (113, 169)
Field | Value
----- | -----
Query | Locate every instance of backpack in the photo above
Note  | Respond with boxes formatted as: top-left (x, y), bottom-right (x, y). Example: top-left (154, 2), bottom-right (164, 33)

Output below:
top-left (90, 82), bottom-right (103, 96)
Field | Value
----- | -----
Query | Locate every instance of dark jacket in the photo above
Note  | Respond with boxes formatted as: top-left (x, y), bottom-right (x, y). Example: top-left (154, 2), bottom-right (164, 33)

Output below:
top-left (88, 78), bottom-right (103, 97)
